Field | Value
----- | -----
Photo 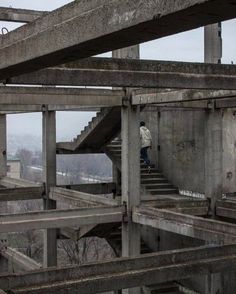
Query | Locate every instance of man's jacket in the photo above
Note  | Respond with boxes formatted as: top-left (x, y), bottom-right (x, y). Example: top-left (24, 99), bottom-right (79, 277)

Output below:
top-left (140, 126), bottom-right (152, 148)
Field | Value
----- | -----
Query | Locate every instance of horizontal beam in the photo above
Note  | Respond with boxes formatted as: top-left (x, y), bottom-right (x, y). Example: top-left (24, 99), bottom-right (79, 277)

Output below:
top-left (4, 60), bottom-right (236, 89)
top-left (0, 186), bottom-right (43, 201)
top-left (0, 87), bottom-right (123, 107)
top-left (1, 247), bottom-right (41, 271)
top-left (2, 244), bottom-right (236, 293)
top-left (50, 187), bottom-right (119, 207)
top-left (0, 106), bottom-right (100, 114)
top-left (59, 182), bottom-right (116, 195)
top-left (133, 206), bottom-right (236, 243)
top-left (132, 89), bottom-right (236, 105)
top-left (0, 177), bottom-right (41, 188)
top-left (0, 7), bottom-right (46, 23)
top-left (0, 205), bottom-right (124, 233)
top-left (1, 0), bottom-right (236, 79)
top-left (216, 200), bottom-right (236, 219)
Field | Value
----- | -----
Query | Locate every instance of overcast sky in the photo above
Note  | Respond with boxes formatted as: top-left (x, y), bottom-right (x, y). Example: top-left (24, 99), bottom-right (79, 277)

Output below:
top-left (1, 0), bottom-right (236, 142)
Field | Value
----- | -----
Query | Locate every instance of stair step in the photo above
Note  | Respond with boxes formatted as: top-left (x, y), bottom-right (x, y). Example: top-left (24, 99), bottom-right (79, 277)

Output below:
top-left (141, 168), bottom-right (160, 174)
top-left (145, 183), bottom-right (174, 189)
top-left (140, 164), bottom-right (155, 168)
top-left (141, 173), bottom-right (164, 179)
top-left (141, 179), bottom-right (168, 184)
top-left (148, 188), bottom-right (179, 195)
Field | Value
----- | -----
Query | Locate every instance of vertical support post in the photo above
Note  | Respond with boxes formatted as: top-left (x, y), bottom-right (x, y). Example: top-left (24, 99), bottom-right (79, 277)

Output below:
top-left (112, 45), bottom-right (140, 198)
top-left (204, 23), bottom-right (223, 294)
top-left (42, 109), bottom-right (57, 267)
top-left (0, 114), bottom-right (7, 178)
top-left (204, 23), bottom-right (222, 64)
top-left (122, 100), bottom-right (140, 294)
top-left (0, 115), bottom-right (8, 271)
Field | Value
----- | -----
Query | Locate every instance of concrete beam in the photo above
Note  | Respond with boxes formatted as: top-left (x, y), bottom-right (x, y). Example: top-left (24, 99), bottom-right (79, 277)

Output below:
top-left (133, 206), bottom-right (236, 244)
top-left (59, 182), bottom-right (116, 195)
top-left (0, 186), bottom-right (43, 201)
top-left (0, 86), bottom-right (123, 108)
top-left (0, 106), bottom-right (100, 113)
top-left (0, 0), bottom-right (236, 79)
top-left (0, 7), bottom-right (46, 23)
top-left (1, 247), bottom-right (41, 271)
top-left (4, 59), bottom-right (236, 89)
top-left (50, 187), bottom-right (119, 207)
top-left (0, 205), bottom-right (125, 233)
top-left (2, 244), bottom-right (236, 293)
top-left (0, 177), bottom-right (41, 188)
top-left (216, 200), bottom-right (236, 220)
top-left (132, 89), bottom-right (236, 105)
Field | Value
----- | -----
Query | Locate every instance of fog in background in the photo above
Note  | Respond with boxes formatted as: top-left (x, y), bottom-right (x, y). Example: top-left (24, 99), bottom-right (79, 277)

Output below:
top-left (1, 0), bottom-right (236, 143)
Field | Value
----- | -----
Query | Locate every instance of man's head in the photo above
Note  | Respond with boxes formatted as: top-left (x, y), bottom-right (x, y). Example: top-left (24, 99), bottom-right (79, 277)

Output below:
top-left (140, 121), bottom-right (145, 127)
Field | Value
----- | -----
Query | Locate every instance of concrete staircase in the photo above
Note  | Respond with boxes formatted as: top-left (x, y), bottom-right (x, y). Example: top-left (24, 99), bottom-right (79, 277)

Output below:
top-left (104, 139), bottom-right (179, 198)
top-left (57, 107), bottom-right (121, 154)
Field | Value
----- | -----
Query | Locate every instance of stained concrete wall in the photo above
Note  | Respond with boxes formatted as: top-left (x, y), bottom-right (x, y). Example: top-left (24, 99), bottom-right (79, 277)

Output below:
top-left (141, 108), bottom-right (206, 194)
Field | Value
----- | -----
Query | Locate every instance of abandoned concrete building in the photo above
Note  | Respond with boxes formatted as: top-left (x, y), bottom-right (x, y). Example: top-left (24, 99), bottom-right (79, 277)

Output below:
top-left (1, 1), bottom-right (236, 293)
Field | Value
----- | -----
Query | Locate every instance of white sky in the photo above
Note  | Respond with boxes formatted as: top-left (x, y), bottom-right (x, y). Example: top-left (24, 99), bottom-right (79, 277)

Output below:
top-left (1, 1), bottom-right (236, 142)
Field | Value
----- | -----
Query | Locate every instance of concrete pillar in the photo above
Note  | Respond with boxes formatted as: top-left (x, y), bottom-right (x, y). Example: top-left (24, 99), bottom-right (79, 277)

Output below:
top-left (112, 45), bottom-right (140, 199)
top-left (42, 109), bottom-right (57, 267)
top-left (122, 101), bottom-right (141, 294)
top-left (0, 114), bottom-right (7, 179)
top-left (0, 115), bottom-right (7, 261)
top-left (204, 23), bottom-right (223, 294)
top-left (112, 45), bottom-right (140, 60)
top-left (204, 23), bottom-right (222, 64)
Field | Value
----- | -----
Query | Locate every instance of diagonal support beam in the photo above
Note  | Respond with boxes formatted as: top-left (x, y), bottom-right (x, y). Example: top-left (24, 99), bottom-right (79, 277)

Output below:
top-left (1, 0), bottom-right (236, 79)
top-left (133, 206), bottom-right (236, 244)
top-left (1, 247), bottom-right (41, 271)
top-left (2, 244), bottom-right (236, 293)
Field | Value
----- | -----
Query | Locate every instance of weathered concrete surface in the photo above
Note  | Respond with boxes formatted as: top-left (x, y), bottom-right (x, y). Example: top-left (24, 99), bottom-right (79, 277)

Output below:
top-left (59, 182), bottom-right (116, 195)
top-left (4, 59), bottom-right (236, 89)
top-left (0, 115), bottom-right (6, 178)
top-left (133, 206), bottom-right (236, 243)
top-left (158, 109), bottom-right (206, 193)
top-left (204, 23), bottom-right (222, 64)
top-left (0, 186), bottom-right (43, 201)
top-left (42, 110), bottom-right (57, 267)
top-left (0, 7), bottom-right (46, 23)
top-left (0, 86), bottom-right (124, 107)
top-left (2, 244), bottom-right (236, 293)
top-left (0, 205), bottom-right (125, 233)
top-left (2, 247), bottom-right (41, 271)
top-left (133, 89), bottom-right (236, 105)
top-left (1, 0), bottom-right (236, 78)
top-left (57, 107), bottom-right (121, 154)
top-left (0, 176), bottom-right (41, 188)
top-left (50, 187), bottom-right (118, 207)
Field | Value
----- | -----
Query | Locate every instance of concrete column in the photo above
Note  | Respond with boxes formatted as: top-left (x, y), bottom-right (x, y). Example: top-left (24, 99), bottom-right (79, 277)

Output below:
top-left (204, 23), bottom-right (222, 64)
top-left (42, 109), bottom-right (57, 267)
top-left (204, 22), bottom-right (223, 294)
top-left (112, 45), bottom-right (140, 199)
top-left (0, 114), bottom-right (7, 178)
top-left (0, 115), bottom-right (7, 260)
top-left (122, 101), bottom-right (140, 294)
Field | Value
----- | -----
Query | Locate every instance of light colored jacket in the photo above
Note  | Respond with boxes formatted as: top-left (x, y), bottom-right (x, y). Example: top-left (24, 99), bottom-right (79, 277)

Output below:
top-left (140, 126), bottom-right (152, 148)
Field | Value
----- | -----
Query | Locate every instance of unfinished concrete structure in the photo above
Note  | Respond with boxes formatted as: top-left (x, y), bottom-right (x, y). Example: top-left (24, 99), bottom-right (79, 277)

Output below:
top-left (1, 1), bottom-right (236, 293)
